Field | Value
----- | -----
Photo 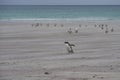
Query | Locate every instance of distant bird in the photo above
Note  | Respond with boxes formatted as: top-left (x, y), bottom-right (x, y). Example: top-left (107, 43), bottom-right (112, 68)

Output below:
top-left (111, 27), bottom-right (114, 32)
top-left (101, 24), bottom-right (104, 27)
top-left (68, 28), bottom-right (72, 34)
top-left (40, 23), bottom-right (42, 26)
top-left (46, 23), bottom-right (49, 27)
top-left (105, 24), bottom-right (108, 27)
top-left (94, 24), bottom-right (97, 27)
top-left (31, 24), bottom-right (34, 27)
top-left (85, 25), bottom-right (87, 27)
top-left (75, 28), bottom-right (78, 33)
top-left (35, 23), bottom-right (39, 27)
top-left (101, 26), bottom-right (104, 30)
top-left (64, 42), bottom-right (75, 54)
top-left (79, 24), bottom-right (81, 27)
top-left (54, 24), bottom-right (57, 27)
top-left (105, 26), bottom-right (108, 33)
top-left (61, 24), bottom-right (64, 27)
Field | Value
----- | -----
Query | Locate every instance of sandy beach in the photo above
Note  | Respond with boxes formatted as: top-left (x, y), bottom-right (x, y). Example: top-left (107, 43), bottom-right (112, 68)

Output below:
top-left (0, 20), bottom-right (120, 80)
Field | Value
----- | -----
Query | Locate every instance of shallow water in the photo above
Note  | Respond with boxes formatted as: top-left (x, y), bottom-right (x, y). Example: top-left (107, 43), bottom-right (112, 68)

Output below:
top-left (1, 5), bottom-right (120, 20)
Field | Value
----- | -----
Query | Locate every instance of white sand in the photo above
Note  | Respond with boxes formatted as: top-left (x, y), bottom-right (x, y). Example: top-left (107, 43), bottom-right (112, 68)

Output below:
top-left (0, 20), bottom-right (120, 80)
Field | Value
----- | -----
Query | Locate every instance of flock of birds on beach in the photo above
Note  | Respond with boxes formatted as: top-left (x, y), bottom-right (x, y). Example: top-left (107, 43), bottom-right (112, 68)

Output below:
top-left (31, 23), bottom-right (114, 34)
top-left (31, 22), bottom-right (114, 54)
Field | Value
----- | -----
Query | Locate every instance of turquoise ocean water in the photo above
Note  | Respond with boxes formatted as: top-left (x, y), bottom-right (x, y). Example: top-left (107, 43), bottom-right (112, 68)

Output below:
top-left (0, 5), bottom-right (120, 20)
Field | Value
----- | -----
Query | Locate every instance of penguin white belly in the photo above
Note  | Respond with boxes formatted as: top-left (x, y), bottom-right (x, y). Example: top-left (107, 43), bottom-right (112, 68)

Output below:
top-left (65, 44), bottom-right (71, 53)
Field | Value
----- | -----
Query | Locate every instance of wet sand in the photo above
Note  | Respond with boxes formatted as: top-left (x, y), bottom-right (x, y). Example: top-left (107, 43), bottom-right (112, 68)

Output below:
top-left (0, 20), bottom-right (120, 80)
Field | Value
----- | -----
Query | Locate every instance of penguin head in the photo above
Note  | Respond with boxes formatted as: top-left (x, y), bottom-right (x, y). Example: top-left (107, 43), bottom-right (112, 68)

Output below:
top-left (64, 42), bottom-right (75, 47)
top-left (64, 42), bottom-right (69, 44)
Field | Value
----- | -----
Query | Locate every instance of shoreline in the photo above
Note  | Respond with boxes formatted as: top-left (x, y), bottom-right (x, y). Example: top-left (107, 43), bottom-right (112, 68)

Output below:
top-left (1, 18), bottom-right (120, 21)
top-left (1, 18), bottom-right (120, 23)
top-left (1, 19), bottom-right (120, 25)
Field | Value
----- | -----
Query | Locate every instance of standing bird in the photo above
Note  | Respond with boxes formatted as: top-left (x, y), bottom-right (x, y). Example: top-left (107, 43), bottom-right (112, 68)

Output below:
top-left (61, 24), bottom-right (64, 27)
top-left (35, 23), bottom-right (39, 27)
top-left (101, 26), bottom-right (104, 30)
top-left (79, 24), bottom-right (81, 27)
top-left (64, 42), bottom-right (75, 54)
top-left (46, 23), bottom-right (49, 27)
top-left (75, 28), bottom-right (78, 33)
top-left (54, 23), bottom-right (57, 27)
top-left (105, 26), bottom-right (108, 33)
top-left (40, 23), bottom-right (42, 26)
top-left (111, 27), bottom-right (114, 32)
top-left (68, 28), bottom-right (72, 34)
top-left (94, 24), bottom-right (97, 27)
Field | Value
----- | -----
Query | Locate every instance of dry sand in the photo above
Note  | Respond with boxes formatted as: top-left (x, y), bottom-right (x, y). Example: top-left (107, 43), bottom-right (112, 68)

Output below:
top-left (0, 20), bottom-right (120, 80)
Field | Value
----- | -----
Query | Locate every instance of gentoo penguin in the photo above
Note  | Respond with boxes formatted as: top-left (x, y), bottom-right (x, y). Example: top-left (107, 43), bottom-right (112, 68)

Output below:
top-left (68, 28), bottom-right (72, 34)
top-left (111, 27), bottom-right (114, 32)
top-left (105, 26), bottom-right (108, 33)
top-left (75, 28), bottom-right (78, 33)
top-left (64, 42), bottom-right (75, 54)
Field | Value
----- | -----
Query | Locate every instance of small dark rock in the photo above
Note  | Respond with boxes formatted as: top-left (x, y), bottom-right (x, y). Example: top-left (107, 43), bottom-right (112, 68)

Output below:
top-left (92, 74), bottom-right (97, 78)
top-left (100, 77), bottom-right (104, 79)
top-left (44, 72), bottom-right (50, 75)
